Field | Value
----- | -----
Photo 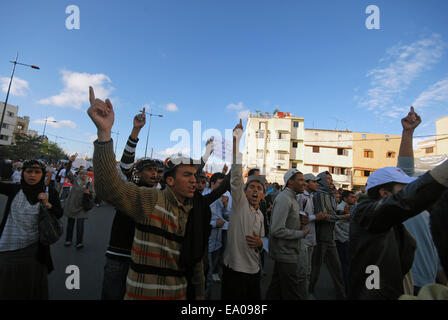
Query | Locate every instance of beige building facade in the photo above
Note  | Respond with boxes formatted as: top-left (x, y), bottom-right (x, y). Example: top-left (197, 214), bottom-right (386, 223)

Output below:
top-left (243, 112), bottom-right (305, 184)
top-left (435, 116), bottom-right (448, 156)
top-left (351, 132), bottom-right (401, 189)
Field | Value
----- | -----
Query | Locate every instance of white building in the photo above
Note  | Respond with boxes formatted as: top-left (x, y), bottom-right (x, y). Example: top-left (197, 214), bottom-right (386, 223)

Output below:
top-left (243, 112), bottom-right (305, 184)
top-left (303, 129), bottom-right (353, 189)
top-left (0, 102), bottom-right (18, 146)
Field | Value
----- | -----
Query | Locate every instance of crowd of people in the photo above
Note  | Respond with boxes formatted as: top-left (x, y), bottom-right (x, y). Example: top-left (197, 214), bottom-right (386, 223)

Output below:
top-left (0, 86), bottom-right (447, 301)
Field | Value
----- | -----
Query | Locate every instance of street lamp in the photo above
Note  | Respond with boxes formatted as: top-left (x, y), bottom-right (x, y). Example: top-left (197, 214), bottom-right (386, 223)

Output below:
top-left (0, 52), bottom-right (39, 137)
top-left (111, 130), bottom-right (119, 154)
top-left (42, 117), bottom-right (57, 137)
top-left (144, 109), bottom-right (163, 158)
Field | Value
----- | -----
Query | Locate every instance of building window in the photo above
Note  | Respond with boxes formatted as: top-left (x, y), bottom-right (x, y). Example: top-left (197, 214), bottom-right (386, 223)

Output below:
top-left (385, 135), bottom-right (390, 141)
top-left (362, 170), bottom-right (371, 177)
top-left (337, 148), bottom-right (348, 156)
top-left (386, 151), bottom-right (396, 158)
top-left (276, 153), bottom-right (286, 160)
top-left (291, 162), bottom-right (297, 169)
top-left (2, 123), bottom-right (9, 129)
top-left (362, 134), bottom-right (367, 139)
top-left (7, 112), bottom-right (14, 117)
top-left (292, 141), bottom-right (298, 148)
top-left (17, 124), bottom-right (23, 130)
top-left (276, 165), bottom-right (281, 169)
top-left (277, 132), bottom-right (283, 139)
top-left (312, 146), bottom-right (320, 153)
top-left (0, 135), bottom-right (9, 141)
top-left (256, 130), bottom-right (264, 139)
top-left (312, 165), bottom-right (319, 173)
top-left (364, 149), bottom-right (374, 158)
top-left (293, 121), bottom-right (299, 128)
top-left (426, 147), bottom-right (434, 154)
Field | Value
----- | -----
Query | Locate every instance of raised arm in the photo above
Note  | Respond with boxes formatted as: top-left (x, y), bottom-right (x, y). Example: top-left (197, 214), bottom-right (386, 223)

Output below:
top-left (230, 120), bottom-right (244, 205)
top-left (87, 87), bottom-right (158, 222)
top-left (120, 108), bottom-right (146, 179)
top-left (398, 106), bottom-right (421, 176)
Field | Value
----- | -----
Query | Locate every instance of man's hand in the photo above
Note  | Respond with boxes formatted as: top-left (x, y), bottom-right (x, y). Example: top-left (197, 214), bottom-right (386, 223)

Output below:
top-left (300, 214), bottom-right (309, 226)
top-left (87, 86), bottom-right (114, 142)
top-left (216, 218), bottom-right (225, 228)
top-left (302, 225), bottom-right (310, 234)
top-left (233, 119), bottom-right (243, 141)
top-left (134, 107), bottom-right (146, 130)
top-left (222, 163), bottom-right (228, 174)
top-left (221, 195), bottom-right (229, 208)
top-left (246, 231), bottom-right (263, 249)
top-left (83, 189), bottom-right (91, 195)
top-left (401, 106), bottom-right (421, 131)
top-left (315, 212), bottom-right (329, 221)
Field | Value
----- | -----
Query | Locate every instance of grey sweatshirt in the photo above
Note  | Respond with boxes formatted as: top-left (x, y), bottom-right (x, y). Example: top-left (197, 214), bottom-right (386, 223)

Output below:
top-left (269, 187), bottom-right (307, 263)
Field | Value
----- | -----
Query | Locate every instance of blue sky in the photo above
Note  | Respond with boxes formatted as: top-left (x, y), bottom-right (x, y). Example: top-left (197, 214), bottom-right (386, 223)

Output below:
top-left (1, 0), bottom-right (447, 165)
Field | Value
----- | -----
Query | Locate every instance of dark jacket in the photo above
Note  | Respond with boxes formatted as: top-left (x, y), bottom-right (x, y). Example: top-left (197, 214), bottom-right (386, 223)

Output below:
top-left (0, 182), bottom-right (63, 273)
top-left (348, 172), bottom-right (447, 300)
top-left (184, 172), bottom-right (231, 299)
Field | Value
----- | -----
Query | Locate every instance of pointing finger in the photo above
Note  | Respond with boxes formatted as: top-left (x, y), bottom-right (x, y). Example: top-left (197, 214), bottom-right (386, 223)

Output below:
top-left (89, 86), bottom-right (95, 105)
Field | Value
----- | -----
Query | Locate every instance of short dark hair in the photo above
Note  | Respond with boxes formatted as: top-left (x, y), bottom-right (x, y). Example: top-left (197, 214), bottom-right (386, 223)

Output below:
top-left (342, 190), bottom-right (355, 200)
top-left (367, 182), bottom-right (396, 200)
top-left (248, 168), bottom-right (260, 176)
top-left (210, 172), bottom-right (225, 185)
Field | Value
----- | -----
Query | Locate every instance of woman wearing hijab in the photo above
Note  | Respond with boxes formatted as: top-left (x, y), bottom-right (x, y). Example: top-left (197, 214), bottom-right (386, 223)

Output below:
top-left (0, 159), bottom-right (63, 299)
top-left (63, 154), bottom-right (95, 249)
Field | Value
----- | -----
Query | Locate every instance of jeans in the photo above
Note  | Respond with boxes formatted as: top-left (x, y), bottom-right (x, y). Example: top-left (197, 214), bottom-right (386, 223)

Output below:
top-left (65, 218), bottom-right (85, 244)
top-left (101, 257), bottom-right (130, 300)
top-left (205, 249), bottom-right (221, 299)
top-left (335, 240), bottom-right (350, 293)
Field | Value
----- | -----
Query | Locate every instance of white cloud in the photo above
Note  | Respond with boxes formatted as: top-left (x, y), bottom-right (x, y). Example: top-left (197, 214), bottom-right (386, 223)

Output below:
top-left (413, 78), bottom-right (448, 108)
top-left (165, 103), bottom-right (179, 112)
top-left (226, 102), bottom-right (244, 110)
top-left (33, 117), bottom-right (76, 129)
top-left (38, 70), bottom-right (114, 109)
top-left (1, 76), bottom-right (30, 96)
top-left (156, 147), bottom-right (191, 157)
top-left (237, 109), bottom-right (251, 120)
top-left (359, 34), bottom-right (446, 112)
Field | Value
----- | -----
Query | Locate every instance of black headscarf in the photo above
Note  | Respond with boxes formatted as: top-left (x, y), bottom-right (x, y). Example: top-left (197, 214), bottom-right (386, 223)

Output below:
top-left (20, 160), bottom-right (46, 205)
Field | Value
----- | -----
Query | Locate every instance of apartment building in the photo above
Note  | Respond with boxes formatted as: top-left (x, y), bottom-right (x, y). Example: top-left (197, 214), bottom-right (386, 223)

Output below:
top-left (0, 102), bottom-right (18, 146)
top-left (303, 129), bottom-right (353, 189)
top-left (351, 132), bottom-right (401, 189)
top-left (243, 112), bottom-right (305, 184)
top-left (414, 115), bottom-right (448, 158)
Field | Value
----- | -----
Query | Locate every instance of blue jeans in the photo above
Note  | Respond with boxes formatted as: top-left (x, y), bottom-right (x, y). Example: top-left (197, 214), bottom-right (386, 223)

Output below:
top-left (101, 257), bottom-right (130, 300)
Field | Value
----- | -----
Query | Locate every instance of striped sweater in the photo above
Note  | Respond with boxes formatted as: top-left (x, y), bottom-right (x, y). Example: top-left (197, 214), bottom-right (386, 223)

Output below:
top-left (106, 135), bottom-right (138, 261)
top-left (93, 139), bottom-right (204, 300)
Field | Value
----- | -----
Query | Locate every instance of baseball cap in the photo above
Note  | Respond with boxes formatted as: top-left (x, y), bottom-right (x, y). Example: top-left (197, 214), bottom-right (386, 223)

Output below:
top-left (283, 169), bottom-right (300, 187)
top-left (304, 173), bottom-right (320, 182)
top-left (365, 167), bottom-right (417, 192)
top-left (244, 175), bottom-right (267, 192)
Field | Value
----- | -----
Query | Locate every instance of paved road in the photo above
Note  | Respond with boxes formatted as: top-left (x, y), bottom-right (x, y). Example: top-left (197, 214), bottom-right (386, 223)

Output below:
top-left (0, 194), bottom-right (337, 300)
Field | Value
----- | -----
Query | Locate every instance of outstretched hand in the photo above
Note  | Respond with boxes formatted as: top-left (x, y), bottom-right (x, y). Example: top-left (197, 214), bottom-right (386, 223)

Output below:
top-left (134, 107), bottom-right (146, 129)
top-left (87, 86), bottom-right (115, 141)
top-left (401, 106), bottom-right (421, 131)
top-left (233, 119), bottom-right (243, 141)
